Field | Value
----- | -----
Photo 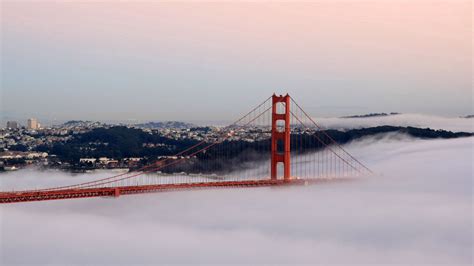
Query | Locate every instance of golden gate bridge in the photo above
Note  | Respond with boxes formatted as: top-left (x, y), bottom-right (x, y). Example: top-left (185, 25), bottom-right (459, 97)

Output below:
top-left (0, 94), bottom-right (372, 203)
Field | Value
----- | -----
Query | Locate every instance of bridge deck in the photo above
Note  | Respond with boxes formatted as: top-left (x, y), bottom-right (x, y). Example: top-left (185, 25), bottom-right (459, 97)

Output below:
top-left (0, 178), bottom-right (353, 204)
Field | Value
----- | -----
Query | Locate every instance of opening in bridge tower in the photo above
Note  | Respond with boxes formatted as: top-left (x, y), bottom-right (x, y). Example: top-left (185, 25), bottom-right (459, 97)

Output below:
top-left (271, 94), bottom-right (291, 181)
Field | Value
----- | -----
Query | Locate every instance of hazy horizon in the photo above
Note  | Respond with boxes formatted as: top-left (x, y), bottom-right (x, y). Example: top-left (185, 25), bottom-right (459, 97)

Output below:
top-left (1, 113), bottom-right (474, 134)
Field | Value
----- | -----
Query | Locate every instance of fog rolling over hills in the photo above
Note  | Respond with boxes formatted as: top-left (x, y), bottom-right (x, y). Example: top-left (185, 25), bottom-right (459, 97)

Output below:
top-left (0, 134), bottom-right (472, 265)
top-left (315, 113), bottom-right (474, 132)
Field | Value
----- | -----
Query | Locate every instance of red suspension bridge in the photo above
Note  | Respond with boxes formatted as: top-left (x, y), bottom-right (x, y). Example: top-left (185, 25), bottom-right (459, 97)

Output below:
top-left (0, 94), bottom-right (371, 203)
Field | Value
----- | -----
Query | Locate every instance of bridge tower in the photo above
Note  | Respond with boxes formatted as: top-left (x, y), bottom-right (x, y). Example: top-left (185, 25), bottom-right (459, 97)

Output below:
top-left (271, 94), bottom-right (291, 181)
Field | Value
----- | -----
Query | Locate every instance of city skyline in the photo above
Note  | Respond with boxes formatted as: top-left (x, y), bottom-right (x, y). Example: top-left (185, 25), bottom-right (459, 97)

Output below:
top-left (1, 1), bottom-right (471, 122)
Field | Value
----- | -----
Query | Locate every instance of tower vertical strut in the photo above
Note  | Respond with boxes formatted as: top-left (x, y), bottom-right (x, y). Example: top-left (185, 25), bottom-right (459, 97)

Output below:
top-left (271, 94), bottom-right (291, 181)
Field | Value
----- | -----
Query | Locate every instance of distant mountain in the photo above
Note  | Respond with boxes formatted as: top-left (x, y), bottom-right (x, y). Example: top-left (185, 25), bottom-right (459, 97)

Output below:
top-left (135, 121), bottom-right (195, 129)
top-left (63, 120), bottom-right (92, 125)
top-left (341, 113), bottom-right (400, 119)
top-left (461, 115), bottom-right (474, 119)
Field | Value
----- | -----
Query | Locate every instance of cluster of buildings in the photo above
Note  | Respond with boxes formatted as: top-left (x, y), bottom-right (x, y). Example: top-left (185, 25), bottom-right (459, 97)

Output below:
top-left (0, 151), bottom-right (49, 171)
top-left (0, 120), bottom-right (107, 171)
top-left (146, 126), bottom-right (273, 143)
top-left (0, 119), bottom-right (302, 172)
top-left (6, 118), bottom-right (41, 130)
top-left (0, 120), bottom-right (107, 153)
top-left (78, 157), bottom-right (142, 169)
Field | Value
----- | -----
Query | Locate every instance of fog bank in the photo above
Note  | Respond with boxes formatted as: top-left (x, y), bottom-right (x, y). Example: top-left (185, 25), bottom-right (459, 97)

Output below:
top-left (315, 113), bottom-right (473, 132)
top-left (0, 136), bottom-right (472, 265)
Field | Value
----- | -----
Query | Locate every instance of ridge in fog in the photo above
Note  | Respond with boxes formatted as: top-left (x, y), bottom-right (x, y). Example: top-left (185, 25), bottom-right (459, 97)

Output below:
top-left (314, 113), bottom-right (474, 132)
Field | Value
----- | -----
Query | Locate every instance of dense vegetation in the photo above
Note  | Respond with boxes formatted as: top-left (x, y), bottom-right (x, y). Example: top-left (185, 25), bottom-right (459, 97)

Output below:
top-left (36, 127), bottom-right (198, 163)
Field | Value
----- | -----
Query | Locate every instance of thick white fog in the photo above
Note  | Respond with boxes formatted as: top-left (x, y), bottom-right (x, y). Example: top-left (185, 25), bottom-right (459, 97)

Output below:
top-left (0, 135), bottom-right (472, 265)
top-left (315, 113), bottom-right (473, 132)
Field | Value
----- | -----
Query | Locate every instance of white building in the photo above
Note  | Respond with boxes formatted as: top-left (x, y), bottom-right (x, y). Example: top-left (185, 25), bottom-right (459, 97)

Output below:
top-left (79, 158), bottom-right (97, 164)
top-left (27, 118), bottom-right (39, 130)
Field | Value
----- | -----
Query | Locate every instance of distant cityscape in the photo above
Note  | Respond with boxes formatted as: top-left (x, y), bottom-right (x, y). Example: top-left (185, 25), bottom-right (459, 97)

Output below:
top-left (1, 117), bottom-right (472, 173)
top-left (0, 119), bottom-right (273, 172)
top-left (6, 118), bottom-right (41, 131)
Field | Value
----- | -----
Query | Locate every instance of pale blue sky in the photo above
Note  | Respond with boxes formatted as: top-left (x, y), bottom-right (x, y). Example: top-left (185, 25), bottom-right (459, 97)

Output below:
top-left (1, 1), bottom-right (472, 124)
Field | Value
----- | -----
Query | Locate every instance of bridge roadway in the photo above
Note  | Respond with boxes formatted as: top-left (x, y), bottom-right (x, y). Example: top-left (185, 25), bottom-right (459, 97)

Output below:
top-left (0, 178), bottom-right (353, 204)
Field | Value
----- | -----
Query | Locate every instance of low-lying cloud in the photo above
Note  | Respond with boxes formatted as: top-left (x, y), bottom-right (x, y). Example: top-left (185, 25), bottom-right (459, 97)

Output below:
top-left (0, 135), bottom-right (472, 265)
top-left (315, 113), bottom-right (473, 132)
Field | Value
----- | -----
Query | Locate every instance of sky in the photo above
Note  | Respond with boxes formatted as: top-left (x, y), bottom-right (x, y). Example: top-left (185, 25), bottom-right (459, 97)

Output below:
top-left (0, 0), bottom-right (472, 123)
top-left (0, 135), bottom-right (472, 264)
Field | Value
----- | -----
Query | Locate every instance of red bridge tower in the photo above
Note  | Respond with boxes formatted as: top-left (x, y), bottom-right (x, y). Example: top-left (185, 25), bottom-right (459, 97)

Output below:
top-left (271, 94), bottom-right (291, 181)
